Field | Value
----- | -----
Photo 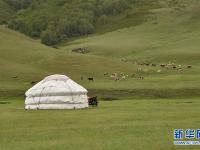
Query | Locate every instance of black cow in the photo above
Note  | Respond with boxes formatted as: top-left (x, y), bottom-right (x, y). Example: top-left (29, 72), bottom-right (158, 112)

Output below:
top-left (88, 96), bottom-right (98, 106)
top-left (31, 81), bottom-right (37, 85)
top-left (88, 77), bottom-right (94, 82)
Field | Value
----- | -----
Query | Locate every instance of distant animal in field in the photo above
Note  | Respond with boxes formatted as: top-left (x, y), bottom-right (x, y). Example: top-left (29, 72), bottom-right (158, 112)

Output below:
top-left (72, 47), bottom-right (88, 54)
top-left (110, 73), bottom-right (120, 81)
top-left (151, 64), bottom-right (156, 67)
top-left (88, 96), bottom-right (98, 106)
top-left (104, 72), bottom-right (109, 76)
top-left (80, 76), bottom-right (83, 80)
top-left (137, 68), bottom-right (142, 72)
top-left (157, 69), bottom-right (161, 73)
top-left (121, 75), bottom-right (126, 80)
top-left (120, 72), bottom-right (125, 76)
top-left (138, 62), bottom-right (145, 66)
top-left (12, 76), bottom-right (18, 78)
top-left (186, 65), bottom-right (192, 69)
top-left (31, 81), bottom-right (37, 85)
top-left (144, 63), bottom-right (150, 66)
top-left (88, 77), bottom-right (94, 82)
top-left (177, 69), bottom-right (183, 73)
top-left (114, 77), bottom-right (120, 81)
top-left (160, 64), bottom-right (166, 67)
top-left (138, 76), bottom-right (144, 80)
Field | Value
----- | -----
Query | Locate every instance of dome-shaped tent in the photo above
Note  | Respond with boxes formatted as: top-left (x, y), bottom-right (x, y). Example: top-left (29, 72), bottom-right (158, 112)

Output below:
top-left (25, 74), bottom-right (88, 110)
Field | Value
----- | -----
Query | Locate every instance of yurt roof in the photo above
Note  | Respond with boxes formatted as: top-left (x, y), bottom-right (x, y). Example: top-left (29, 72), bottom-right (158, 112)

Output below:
top-left (25, 74), bottom-right (87, 97)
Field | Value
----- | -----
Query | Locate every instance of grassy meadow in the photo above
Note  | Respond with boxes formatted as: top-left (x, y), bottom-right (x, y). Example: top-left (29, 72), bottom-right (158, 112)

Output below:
top-left (0, 97), bottom-right (200, 150)
top-left (61, 4), bottom-right (200, 98)
top-left (0, 1), bottom-right (200, 150)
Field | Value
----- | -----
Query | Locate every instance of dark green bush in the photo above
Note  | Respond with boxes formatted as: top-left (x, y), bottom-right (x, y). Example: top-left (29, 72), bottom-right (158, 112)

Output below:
top-left (41, 29), bottom-right (60, 46)
top-left (5, 0), bottom-right (137, 45)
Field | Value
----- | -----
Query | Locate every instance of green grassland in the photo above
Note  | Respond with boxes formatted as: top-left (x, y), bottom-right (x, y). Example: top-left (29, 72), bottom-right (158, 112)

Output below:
top-left (0, 25), bottom-right (135, 97)
top-left (1, 1), bottom-right (200, 98)
top-left (0, 1), bottom-right (200, 150)
top-left (1, 23), bottom-right (199, 98)
top-left (62, 3), bottom-right (200, 64)
top-left (60, 2), bottom-right (200, 97)
top-left (0, 97), bottom-right (200, 150)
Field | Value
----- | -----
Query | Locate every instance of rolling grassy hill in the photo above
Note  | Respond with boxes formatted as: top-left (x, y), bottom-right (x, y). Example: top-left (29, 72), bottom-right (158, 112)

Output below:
top-left (0, 25), bottom-right (136, 97)
top-left (0, 0), bottom-right (200, 98)
top-left (59, 1), bottom-right (200, 97)
top-left (0, 1), bottom-right (200, 150)
top-left (62, 3), bottom-right (200, 64)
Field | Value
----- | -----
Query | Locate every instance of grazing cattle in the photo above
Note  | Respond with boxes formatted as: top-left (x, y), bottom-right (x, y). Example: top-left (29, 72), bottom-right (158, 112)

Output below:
top-left (144, 63), bottom-right (150, 66)
top-left (137, 68), bottom-right (142, 72)
top-left (72, 47), bottom-right (88, 54)
top-left (88, 96), bottom-right (98, 106)
top-left (31, 81), bottom-right (37, 85)
top-left (121, 75), bottom-right (126, 80)
top-left (157, 69), bottom-right (161, 73)
top-left (80, 76), bottom-right (83, 80)
top-left (114, 77), bottom-right (120, 81)
top-left (88, 77), bottom-right (94, 82)
top-left (160, 64), bottom-right (166, 67)
top-left (110, 73), bottom-right (119, 81)
top-left (187, 65), bottom-right (192, 69)
top-left (138, 62), bottom-right (144, 66)
top-left (151, 64), bottom-right (156, 67)
top-left (138, 76), bottom-right (144, 80)
top-left (166, 63), bottom-right (173, 69)
top-left (178, 69), bottom-right (183, 73)
top-left (111, 75), bottom-right (119, 81)
top-left (165, 66), bottom-right (170, 69)
top-left (120, 72), bottom-right (125, 76)
top-left (104, 72), bottom-right (109, 76)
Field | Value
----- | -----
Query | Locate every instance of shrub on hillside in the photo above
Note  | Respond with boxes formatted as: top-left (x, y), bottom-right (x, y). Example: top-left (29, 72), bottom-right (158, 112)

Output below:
top-left (5, 0), bottom-right (137, 45)
top-left (41, 30), bottom-right (60, 46)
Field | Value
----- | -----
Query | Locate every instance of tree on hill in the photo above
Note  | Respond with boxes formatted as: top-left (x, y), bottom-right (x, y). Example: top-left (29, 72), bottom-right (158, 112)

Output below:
top-left (3, 0), bottom-right (157, 45)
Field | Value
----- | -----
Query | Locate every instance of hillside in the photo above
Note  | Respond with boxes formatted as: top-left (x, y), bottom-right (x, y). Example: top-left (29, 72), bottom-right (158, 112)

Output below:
top-left (1, 0), bottom-right (199, 46)
top-left (62, 1), bottom-right (200, 64)
top-left (0, 25), bottom-right (135, 97)
top-left (2, 0), bottom-right (162, 45)
top-left (0, 0), bottom-right (200, 98)
top-left (59, 1), bottom-right (200, 97)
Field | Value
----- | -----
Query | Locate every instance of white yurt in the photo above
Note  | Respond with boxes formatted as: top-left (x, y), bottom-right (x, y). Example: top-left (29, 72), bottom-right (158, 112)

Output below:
top-left (25, 74), bottom-right (88, 110)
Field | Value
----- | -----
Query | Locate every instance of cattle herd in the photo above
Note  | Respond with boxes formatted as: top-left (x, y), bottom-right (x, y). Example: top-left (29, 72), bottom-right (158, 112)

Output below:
top-left (11, 61), bottom-right (192, 84)
top-left (136, 62), bottom-right (192, 73)
top-left (81, 61), bottom-right (193, 82)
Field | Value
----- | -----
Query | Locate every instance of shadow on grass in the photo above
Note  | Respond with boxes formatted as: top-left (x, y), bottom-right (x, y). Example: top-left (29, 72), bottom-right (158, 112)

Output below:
top-left (0, 88), bottom-right (200, 101)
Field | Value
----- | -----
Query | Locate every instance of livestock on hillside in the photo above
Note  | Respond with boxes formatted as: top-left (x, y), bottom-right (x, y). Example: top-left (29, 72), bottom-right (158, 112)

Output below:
top-left (88, 77), bottom-right (94, 82)
top-left (187, 65), bottom-right (192, 69)
top-left (72, 47), bottom-right (88, 54)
